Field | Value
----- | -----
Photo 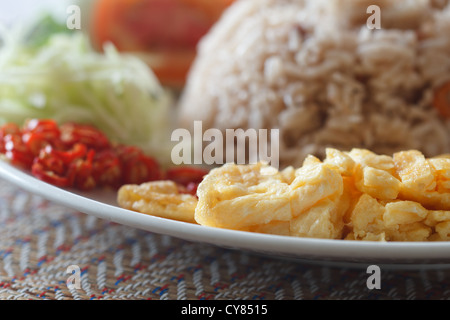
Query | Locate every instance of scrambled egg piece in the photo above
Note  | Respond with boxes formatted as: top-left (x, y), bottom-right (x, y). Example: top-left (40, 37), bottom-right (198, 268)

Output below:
top-left (195, 162), bottom-right (292, 230)
top-left (117, 181), bottom-right (198, 223)
top-left (346, 195), bottom-right (432, 241)
top-left (117, 148), bottom-right (450, 242)
top-left (394, 151), bottom-right (450, 210)
top-left (195, 158), bottom-right (346, 238)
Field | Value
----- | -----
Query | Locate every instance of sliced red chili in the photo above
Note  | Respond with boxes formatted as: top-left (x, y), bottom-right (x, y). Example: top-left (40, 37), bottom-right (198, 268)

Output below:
top-left (0, 123), bottom-right (20, 153)
top-left (24, 119), bottom-right (59, 132)
top-left (185, 182), bottom-right (200, 196)
top-left (31, 161), bottom-right (71, 187)
top-left (121, 153), bottom-right (161, 185)
top-left (23, 119), bottom-right (61, 142)
top-left (114, 145), bottom-right (144, 163)
top-left (139, 155), bottom-right (162, 182)
top-left (31, 148), bottom-right (70, 188)
top-left (3, 134), bottom-right (34, 168)
top-left (22, 119), bottom-right (63, 154)
top-left (114, 145), bottom-right (162, 185)
top-left (67, 149), bottom-right (97, 190)
top-left (22, 132), bottom-right (50, 157)
top-left (165, 166), bottom-right (208, 187)
top-left (0, 123), bottom-right (21, 139)
top-left (0, 119), bottom-right (176, 191)
top-left (60, 123), bottom-right (110, 150)
top-left (92, 149), bottom-right (122, 188)
top-left (50, 143), bottom-right (88, 165)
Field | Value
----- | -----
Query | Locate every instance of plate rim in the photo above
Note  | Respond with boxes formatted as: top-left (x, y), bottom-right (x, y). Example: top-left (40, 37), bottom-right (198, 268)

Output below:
top-left (1, 159), bottom-right (449, 264)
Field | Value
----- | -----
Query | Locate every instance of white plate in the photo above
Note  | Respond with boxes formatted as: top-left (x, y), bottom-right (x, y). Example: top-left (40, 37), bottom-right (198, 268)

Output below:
top-left (1, 159), bottom-right (450, 268)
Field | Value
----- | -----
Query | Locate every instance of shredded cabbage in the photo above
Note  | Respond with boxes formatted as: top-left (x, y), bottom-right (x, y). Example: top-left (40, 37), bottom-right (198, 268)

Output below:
top-left (0, 27), bottom-right (174, 164)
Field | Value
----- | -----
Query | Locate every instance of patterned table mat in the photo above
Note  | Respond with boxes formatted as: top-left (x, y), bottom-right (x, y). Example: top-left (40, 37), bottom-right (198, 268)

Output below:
top-left (0, 179), bottom-right (450, 300)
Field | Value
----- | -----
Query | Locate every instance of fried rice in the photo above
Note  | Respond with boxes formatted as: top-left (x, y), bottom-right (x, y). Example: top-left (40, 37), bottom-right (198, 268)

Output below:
top-left (178, 0), bottom-right (450, 168)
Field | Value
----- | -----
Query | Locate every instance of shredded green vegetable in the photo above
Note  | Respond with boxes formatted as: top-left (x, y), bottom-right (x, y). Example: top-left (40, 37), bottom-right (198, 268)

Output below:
top-left (0, 27), bottom-right (174, 164)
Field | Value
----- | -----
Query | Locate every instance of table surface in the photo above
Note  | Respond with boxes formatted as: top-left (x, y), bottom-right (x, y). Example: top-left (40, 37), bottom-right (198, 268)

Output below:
top-left (0, 179), bottom-right (449, 300)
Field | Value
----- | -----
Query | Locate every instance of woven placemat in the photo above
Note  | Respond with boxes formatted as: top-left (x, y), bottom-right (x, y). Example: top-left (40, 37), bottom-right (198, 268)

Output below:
top-left (0, 179), bottom-right (450, 300)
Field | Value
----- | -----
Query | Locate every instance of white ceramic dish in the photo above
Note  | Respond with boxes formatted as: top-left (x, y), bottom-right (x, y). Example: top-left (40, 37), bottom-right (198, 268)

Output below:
top-left (1, 159), bottom-right (450, 268)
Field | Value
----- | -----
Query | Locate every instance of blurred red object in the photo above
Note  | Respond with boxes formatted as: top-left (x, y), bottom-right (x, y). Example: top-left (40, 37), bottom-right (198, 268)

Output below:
top-left (89, 0), bottom-right (235, 87)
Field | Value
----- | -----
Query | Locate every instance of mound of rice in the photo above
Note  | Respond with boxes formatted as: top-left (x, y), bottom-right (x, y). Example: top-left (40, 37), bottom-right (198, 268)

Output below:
top-left (177, 0), bottom-right (450, 168)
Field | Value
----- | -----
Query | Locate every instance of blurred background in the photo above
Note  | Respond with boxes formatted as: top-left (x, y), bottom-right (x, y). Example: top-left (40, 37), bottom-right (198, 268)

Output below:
top-left (0, 0), bottom-right (70, 26)
top-left (0, 0), bottom-right (234, 88)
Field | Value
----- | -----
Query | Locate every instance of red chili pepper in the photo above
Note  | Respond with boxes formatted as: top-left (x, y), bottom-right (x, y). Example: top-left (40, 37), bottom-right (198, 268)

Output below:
top-left (22, 119), bottom-right (63, 155)
top-left (0, 123), bottom-right (21, 139)
top-left (60, 123), bottom-right (110, 150)
top-left (50, 143), bottom-right (88, 165)
top-left (165, 166), bottom-right (208, 187)
top-left (24, 119), bottom-right (60, 133)
top-left (114, 145), bottom-right (162, 185)
top-left (121, 153), bottom-right (161, 185)
top-left (23, 119), bottom-right (61, 143)
top-left (67, 149), bottom-right (97, 190)
top-left (0, 119), bottom-right (202, 192)
top-left (165, 166), bottom-right (209, 196)
top-left (0, 123), bottom-right (18, 153)
top-left (36, 145), bottom-right (67, 176)
top-left (3, 134), bottom-right (34, 168)
top-left (22, 132), bottom-right (50, 157)
top-left (31, 148), bottom-right (70, 188)
top-left (184, 182), bottom-right (200, 196)
top-left (31, 161), bottom-right (71, 187)
top-left (92, 149), bottom-right (122, 188)
top-left (113, 145), bottom-right (144, 163)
